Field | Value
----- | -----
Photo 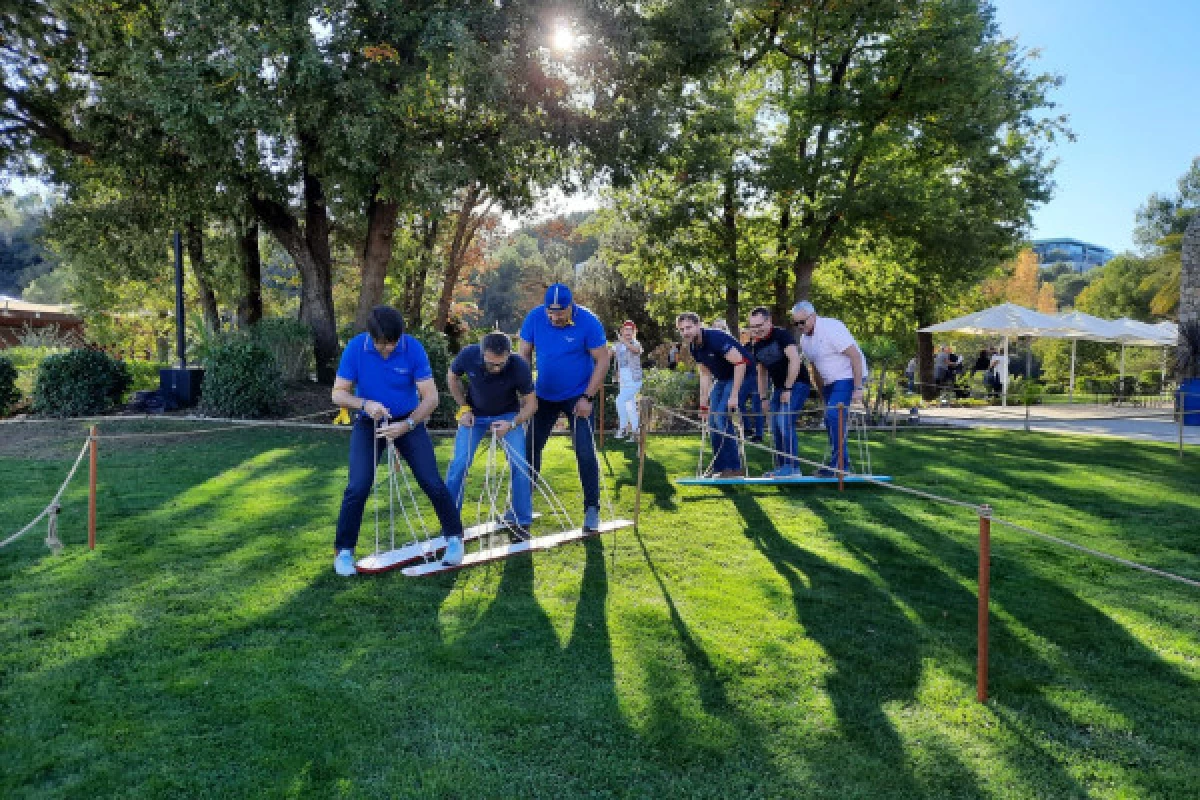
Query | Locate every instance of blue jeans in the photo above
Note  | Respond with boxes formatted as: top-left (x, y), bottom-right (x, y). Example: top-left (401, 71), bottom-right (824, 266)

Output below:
top-left (738, 380), bottom-right (763, 439)
top-left (708, 379), bottom-right (741, 472)
top-left (334, 415), bottom-right (463, 551)
top-left (769, 384), bottom-right (811, 469)
top-left (821, 379), bottom-right (855, 471)
top-left (444, 412), bottom-right (532, 525)
top-left (527, 396), bottom-right (600, 510)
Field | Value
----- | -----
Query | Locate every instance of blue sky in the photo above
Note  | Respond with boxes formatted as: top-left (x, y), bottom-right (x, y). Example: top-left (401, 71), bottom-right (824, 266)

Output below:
top-left (992, 0), bottom-right (1200, 254)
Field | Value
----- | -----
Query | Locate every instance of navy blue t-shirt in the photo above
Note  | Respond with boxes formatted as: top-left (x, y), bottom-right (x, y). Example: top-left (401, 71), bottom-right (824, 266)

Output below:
top-left (336, 332), bottom-right (432, 418)
top-left (518, 303), bottom-right (607, 401)
top-left (688, 328), bottom-right (750, 381)
top-left (750, 326), bottom-right (810, 389)
top-left (450, 345), bottom-right (534, 417)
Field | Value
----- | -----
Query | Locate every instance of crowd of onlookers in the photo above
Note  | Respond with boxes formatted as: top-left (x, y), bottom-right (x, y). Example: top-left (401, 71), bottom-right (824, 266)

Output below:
top-left (904, 346), bottom-right (1010, 398)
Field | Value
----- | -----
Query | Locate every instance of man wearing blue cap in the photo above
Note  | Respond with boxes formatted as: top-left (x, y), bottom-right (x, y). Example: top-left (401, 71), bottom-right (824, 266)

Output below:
top-left (518, 283), bottom-right (611, 532)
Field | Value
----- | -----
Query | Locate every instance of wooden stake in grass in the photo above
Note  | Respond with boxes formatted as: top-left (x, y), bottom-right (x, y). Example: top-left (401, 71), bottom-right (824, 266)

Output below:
top-left (977, 504), bottom-right (992, 703)
top-left (634, 397), bottom-right (650, 528)
top-left (837, 403), bottom-right (845, 492)
top-left (88, 425), bottom-right (97, 550)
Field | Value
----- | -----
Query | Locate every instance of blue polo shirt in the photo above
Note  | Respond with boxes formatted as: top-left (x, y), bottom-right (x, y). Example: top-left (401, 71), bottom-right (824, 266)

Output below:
top-left (688, 328), bottom-right (749, 381)
top-left (518, 304), bottom-right (607, 402)
top-left (336, 332), bottom-right (432, 418)
top-left (450, 345), bottom-right (534, 417)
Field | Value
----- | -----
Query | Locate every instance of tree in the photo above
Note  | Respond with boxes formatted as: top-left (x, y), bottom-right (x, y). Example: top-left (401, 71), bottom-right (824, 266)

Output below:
top-left (1075, 255), bottom-right (1158, 321)
top-left (738, 0), bottom-right (1062, 303)
top-left (1036, 282), bottom-right (1057, 313)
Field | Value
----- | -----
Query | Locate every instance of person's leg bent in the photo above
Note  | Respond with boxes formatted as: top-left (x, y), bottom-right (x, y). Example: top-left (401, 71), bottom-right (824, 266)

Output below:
top-left (394, 425), bottom-right (463, 538)
top-left (444, 420), bottom-right (487, 511)
top-left (615, 384), bottom-right (634, 432)
top-left (500, 415), bottom-right (533, 525)
top-left (822, 379), bottom-right (854, 470)
top-left (335, 417), bottom-right (385, 552)
top-left (787, 385), bottom-right (810, 469)
top-left (709, 380), bottom-right (740, 472)
top-left (528, 398), bottom-right (563, 476)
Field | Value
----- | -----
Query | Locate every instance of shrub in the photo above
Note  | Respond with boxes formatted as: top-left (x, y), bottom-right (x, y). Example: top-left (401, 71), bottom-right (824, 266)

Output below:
top-left (199, 336), bottom-right (284, 418)
top-left (32, 348), bottom-right (133, 417)
top-left (641, 367), bottom-right (700, 431)
top-left (253, 318), bottom-right (314, 382)
top-left (0, 354), bottom-right (20, 415)
top-left (409, 326), bottom-right (456, 427)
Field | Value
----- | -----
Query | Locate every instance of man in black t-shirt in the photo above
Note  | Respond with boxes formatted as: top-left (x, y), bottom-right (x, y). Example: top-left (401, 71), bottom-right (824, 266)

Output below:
top-left (746, 306), bottom-right (811, 477)
top-left (445, 333), bottom-right (538, 538)
top-left (676, 311), bottom-right (750, 477)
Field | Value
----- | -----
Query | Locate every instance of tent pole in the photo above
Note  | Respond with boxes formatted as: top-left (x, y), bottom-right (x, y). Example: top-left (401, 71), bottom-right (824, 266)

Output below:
top-left (1002, 335), bottom-right (1009, 407)
top-left (1120, 344), bottom-right (1126, 402)
top-left (1069, 339), bottom-right (1077, 403)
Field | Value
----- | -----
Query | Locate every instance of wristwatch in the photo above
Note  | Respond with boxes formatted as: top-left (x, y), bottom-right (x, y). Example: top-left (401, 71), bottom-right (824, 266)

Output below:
top-left (405, 418), bottom-right (417, 431)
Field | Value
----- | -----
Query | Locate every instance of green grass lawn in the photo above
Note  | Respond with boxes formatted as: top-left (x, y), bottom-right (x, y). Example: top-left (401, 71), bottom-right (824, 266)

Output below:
top-left (2, 422), bottom-right (1198, 798)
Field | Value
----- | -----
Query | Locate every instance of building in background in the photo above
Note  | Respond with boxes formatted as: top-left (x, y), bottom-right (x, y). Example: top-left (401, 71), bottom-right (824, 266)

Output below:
top-left (1031, 238), bottom-right (1114, 274)
top-left (0, 296), bottom-right (85, 348)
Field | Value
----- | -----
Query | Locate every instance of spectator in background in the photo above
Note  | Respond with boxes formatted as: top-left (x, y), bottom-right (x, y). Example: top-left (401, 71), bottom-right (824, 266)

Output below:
top-left (611, 320), bottom-right (644, 441)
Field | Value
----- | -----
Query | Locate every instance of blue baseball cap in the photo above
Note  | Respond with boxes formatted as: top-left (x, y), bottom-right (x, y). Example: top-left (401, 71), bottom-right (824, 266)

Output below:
top-left (544, 283), bottom-right (573, 309)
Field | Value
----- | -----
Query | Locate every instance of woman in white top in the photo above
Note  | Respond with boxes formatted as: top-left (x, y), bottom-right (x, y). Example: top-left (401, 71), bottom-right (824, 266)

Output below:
top-left (612, 320), bottom-right (644, 439)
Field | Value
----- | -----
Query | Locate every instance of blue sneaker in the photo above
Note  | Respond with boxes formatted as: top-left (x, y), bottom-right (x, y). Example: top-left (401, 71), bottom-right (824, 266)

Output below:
top-left (583, 507), bottom-right (601, 532)
top-left (334, 549), bottom-right (356, 576)
top-left (766, 465), bottom-right (801, 478)
top-left (442, 536), bottom-right (464, 567)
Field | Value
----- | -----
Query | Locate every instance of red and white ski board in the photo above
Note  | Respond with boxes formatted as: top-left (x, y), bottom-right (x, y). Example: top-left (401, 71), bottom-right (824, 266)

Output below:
top-left (401, 519), bottom-right (635, 577)
top-left (355, 513), bottom-right (544, 574)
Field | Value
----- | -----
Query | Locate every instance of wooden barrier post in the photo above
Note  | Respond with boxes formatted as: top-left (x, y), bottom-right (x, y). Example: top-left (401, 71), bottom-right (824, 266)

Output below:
top-left (634, 397), bottom-right (650, 527)
top-left (88, 425), bottom-right (98, 550)
top-left (837, 403), bottom-right (845, 492)
top-left (1180, 408), bottom-right (1186, 461)
top-left (977, 504), bottom-right (992, 703)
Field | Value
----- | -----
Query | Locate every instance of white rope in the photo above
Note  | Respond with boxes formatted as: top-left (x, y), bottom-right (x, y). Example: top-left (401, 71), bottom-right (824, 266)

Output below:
top-left (581, 414), bottom-right (617, 523)
top-left (655, 402), bottom-right (1200, 590)
top-left (1, 438), bottom-right (91, 551)
top-left (497, 434), bottom-right (577, 532)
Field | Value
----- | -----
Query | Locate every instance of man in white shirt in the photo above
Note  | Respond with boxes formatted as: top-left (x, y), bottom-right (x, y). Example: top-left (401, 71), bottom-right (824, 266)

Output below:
top-left (791, 301), bottom-right (867, 475)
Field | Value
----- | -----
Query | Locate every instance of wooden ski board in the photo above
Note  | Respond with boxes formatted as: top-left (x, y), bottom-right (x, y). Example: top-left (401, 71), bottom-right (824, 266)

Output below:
top-left (401, 519), bottom-right (635, 577)
top-left (355, 513), bottom-right (544, 574)
top-left (676, 475), bottom-right (892, 486)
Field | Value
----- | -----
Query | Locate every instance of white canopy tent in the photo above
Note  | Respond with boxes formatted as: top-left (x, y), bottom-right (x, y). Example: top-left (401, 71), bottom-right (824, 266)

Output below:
top-left (919, 304), bottom-right (1178, 405)
top-left (918, 303), bottom-right (1075, 405)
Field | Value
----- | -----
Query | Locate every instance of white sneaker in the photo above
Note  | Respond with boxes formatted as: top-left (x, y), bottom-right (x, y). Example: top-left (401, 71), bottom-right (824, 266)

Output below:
top-left (334, 549), bottom-right (356, 576)
top-left (442, 536), bottom-right (464, 567)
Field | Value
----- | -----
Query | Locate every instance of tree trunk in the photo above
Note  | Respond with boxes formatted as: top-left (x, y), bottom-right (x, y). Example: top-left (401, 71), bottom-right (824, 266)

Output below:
top-left (722, 169), bottom-right (740, 332)
top-left (250, 164), bottom-right (339, 384)
top-left (185, 222), bottom-right (220, 334)
top-left (773, 204), bottom-right (792, 321)
top-left (792, 257), bottom-right (816, 303)
top-left (435, 185), bottom-right (490, 332)
top-left (236, 221), bottom-right (263, 328)
top-left (915, 291), bottom-right (939, 401)
top-left (406, 215), bottom-right (439, 328)
top-left (355, 191), bottom-right (399, 332)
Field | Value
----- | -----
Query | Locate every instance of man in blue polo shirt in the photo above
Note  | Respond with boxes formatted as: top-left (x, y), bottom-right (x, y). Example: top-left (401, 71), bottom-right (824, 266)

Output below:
top-left (746, 305), bottom-right (811, 477)
top-left (330, 306), bottom-right (465, 574)
top-left (676, 311), bottom-right (750, 477)
top-left (518, 283), bottom-right (611, 532)
top-left (445, 332), bottom-right (538, 540)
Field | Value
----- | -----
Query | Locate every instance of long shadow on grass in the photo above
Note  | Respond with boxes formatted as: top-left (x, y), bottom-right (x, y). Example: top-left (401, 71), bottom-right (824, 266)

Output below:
top-left (611, 443), bottom-right (678, 512)
top-left (817, 494), bottom-right (1200, 797)
top-left (724, 488), bottom-right (988, 798)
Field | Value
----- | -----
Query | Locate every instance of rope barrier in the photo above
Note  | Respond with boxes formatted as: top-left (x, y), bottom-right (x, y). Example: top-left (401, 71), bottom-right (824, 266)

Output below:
top-left (1, 437), bottom-right (91, 551)
top-left (654, 402), bottom-right (1200, 590)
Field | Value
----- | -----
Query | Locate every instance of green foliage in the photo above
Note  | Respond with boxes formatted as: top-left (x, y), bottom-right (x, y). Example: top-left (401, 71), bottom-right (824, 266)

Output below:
top-left (0, 354), bottom-right (20, 414)
top-left (640, 367), bottom-right (700, 430)
top-left (32, 348), bottom-right (132, 417)
top-left (1076, 254), bottom-right (1164, 321)
top-left (198, 336), bottom-right (284, 419)
top-left (253, 318), bottom-right (313, 383)
top-left (409, 327), bottom-right (456, 427)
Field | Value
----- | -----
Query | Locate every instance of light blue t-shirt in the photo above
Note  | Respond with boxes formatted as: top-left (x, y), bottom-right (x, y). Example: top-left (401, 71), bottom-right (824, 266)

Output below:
top-left (336, 332), bottom-right (432, 418)
top-left (518, 304), bottom-right (607, 402)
